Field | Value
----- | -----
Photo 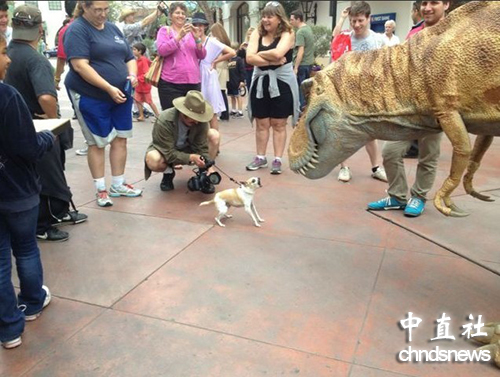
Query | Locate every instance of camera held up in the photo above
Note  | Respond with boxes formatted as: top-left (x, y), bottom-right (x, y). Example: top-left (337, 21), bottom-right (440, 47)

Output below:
top-left (157, 1), bottom-right (169, 17)
top-left (187, 157), bottom-right (222, 194)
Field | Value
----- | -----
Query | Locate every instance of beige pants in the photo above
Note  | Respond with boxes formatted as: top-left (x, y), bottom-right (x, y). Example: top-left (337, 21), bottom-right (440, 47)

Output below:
top-left (382, 133), bottom-right (443, 202)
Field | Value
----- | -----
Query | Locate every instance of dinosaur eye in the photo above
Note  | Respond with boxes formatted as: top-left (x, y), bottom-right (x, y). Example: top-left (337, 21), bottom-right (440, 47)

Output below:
top-left (316, 87), bottom-right (324, 95)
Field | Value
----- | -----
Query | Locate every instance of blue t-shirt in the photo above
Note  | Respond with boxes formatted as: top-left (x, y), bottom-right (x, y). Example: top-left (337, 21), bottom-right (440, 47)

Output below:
top-left (64, 17), bottom-right (134, 102)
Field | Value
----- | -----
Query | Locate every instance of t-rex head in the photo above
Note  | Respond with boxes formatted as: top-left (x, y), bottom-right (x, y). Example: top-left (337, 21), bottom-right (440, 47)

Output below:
top-left (288, 71), bottom-right (369, 179)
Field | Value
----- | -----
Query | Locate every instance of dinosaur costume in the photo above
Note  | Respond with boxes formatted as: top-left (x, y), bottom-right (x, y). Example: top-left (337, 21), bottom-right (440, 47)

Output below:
top-left (288, 1), bottom-right (500, 218)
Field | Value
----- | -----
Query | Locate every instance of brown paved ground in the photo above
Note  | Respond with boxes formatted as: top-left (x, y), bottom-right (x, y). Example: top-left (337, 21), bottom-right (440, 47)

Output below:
top-left (2, 71), bottom-right (499, 376)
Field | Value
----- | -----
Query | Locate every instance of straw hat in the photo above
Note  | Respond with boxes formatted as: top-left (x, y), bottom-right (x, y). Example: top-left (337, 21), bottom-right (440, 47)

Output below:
top-left (119, 8), bottom-right (137, 22)
top-left (173, 91), bottom-right (213, 123)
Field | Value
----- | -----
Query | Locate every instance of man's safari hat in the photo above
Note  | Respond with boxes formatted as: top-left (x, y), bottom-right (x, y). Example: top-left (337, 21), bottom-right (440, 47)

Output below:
top-left (119, 8), bottom-right (137, 22)
top-left (12, 5), bottom-right (42, 41)
top-left (173, 91), bottom-right (214, 123)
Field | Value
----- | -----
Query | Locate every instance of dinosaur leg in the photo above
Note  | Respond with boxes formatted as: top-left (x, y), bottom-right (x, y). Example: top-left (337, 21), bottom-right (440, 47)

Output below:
top-left (433, 111), bottom-right (471, 217)
top-left (463, 135), bottom-right (495, 202)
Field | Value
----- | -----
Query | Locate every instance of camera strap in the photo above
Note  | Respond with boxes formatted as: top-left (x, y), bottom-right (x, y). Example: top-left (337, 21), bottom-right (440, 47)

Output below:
top-left (213, 163), bottom-right (245, 187)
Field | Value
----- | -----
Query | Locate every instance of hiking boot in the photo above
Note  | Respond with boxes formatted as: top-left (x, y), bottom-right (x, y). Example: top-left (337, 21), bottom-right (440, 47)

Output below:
top-left (246, 157), bottom-right (268, 171)
top-left (1, 336), bottom-right (22, 349)
top-left (96, 190), bottom-right (113, 207)
top-left (270, 159), bottom-right (282, 175)
top-left (160, 172), bottom-right (175, 191)
top-left (24, 285), bottom-right (51, 322)
top-left (36, 227), bottom-right (69, 242)
top-left (372, 167), bottom-right (388, 182)
top-left (109, 183), bottom-right (142, 197)
top-left (404, 197), bottom-right (425, 217)
top-left (367, 196), bottom-right (406, 211)
top-left (75, 146), bottom-right (88, 156)
top-left (52, 211), bottom-right (88, 227)
top-left (338, 166), bottom-right (351, 182)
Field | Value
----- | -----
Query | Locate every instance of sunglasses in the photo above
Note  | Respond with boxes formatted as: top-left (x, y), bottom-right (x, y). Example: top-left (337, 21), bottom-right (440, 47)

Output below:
top-left (12, 14), bottom-right (40, 27)
top-left (266, 1), bottom-right (280, 7)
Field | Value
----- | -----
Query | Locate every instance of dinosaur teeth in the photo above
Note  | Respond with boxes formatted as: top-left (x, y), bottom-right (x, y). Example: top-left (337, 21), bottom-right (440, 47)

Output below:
top-left (299, 168), bottom-right (306, 175)
top-left (307, 162), bottom-right (315, 169)
top-left (311, 157), bottom-right (319, 164)
top-left (302, 165), bottom-right (309, 172)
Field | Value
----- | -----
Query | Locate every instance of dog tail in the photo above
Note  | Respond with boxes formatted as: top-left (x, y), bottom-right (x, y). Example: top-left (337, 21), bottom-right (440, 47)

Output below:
top-left (199, 200), bottom-right (215, 207)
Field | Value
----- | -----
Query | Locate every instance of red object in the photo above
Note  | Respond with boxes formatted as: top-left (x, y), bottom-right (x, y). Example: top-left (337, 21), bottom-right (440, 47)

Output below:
top-left (136, 56), bottom-right (152, 93)
top-left (331, 31), bottom-right (352, 61)
top-left (57, 20), bottom-right (73, 60)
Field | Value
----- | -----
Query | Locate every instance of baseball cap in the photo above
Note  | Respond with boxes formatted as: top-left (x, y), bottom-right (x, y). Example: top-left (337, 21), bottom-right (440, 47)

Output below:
top-left (12, 5), bottom-right (42, 41)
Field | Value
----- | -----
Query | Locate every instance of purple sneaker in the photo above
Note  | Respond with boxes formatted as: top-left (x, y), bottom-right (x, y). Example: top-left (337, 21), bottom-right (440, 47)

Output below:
top-left (270, 159), bottom-right (282, 175)
top-left (246, 157), bottom-right (268, 171)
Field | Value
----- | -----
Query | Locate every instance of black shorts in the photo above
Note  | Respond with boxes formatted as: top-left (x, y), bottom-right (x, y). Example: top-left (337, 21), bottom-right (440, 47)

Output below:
top-left (227, 84), bottom-right (239, 96)
top-left (158, 80), bottom-right (201, 111)
top-left (250, 76), bottom-right (293, 119)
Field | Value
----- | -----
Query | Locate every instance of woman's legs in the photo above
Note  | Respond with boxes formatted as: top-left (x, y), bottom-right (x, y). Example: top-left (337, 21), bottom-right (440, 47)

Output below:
top-left (255, 117), bottom-right (271, 156)
top-left (365, 140), bottom-right (380, 168)
top-left (270, 118), bottom-right (287, 158)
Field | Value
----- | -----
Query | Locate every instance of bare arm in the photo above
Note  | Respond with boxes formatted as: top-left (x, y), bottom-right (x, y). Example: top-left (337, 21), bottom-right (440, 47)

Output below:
top-left (246, 29), bottom-right (286, 67)
top-left (54, 57), bottom-right (66, 90)
top-left (70, 58), bottom-right (127, 104)
top-left (332, 7), bottom-right (350, 38)
top-left (126, 58), bottom-right (138, 87)
top-left (257, 31), bottom-right (294, 61)
top-left (38, 94), bottom-right (58, 119)
top-left (211, 45), bottom-right (236, 68)
top-left (294, 45), bottom-right (304, 73)
top-left (140, 8), bottom-right (161, 29)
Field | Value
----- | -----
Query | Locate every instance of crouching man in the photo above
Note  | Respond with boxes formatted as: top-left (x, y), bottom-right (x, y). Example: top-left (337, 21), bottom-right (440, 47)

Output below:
top-left (145, 91), bottom-right (220, 193)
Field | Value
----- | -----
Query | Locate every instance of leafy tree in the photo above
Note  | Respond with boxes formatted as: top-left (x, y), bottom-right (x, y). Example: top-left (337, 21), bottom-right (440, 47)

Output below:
top-left (311, 25), bottom-right (331, 59)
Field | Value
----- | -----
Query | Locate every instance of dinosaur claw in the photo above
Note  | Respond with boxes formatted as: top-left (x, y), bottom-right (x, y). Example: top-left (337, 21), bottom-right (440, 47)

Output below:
top-left (471, 191), bottom-right (495, 202)
top-left (449, 204), bottom-right (470, 217)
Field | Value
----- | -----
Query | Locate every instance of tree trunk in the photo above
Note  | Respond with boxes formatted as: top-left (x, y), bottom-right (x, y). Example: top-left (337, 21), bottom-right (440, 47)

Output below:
top-left (197, 1), bottom-right (215, 26)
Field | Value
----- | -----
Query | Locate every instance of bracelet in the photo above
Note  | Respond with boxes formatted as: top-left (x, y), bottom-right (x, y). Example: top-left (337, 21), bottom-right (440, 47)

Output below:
top-left (195, 38), bottom-right (202, 44)
top-left (54, 77), bottom-right (61, 82)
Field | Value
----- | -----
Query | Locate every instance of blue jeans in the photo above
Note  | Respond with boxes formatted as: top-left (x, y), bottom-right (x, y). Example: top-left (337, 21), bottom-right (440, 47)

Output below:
top-left (297, 65), bottom-right (312, 109)
top-left (0, 206), bottom-right (46, 342)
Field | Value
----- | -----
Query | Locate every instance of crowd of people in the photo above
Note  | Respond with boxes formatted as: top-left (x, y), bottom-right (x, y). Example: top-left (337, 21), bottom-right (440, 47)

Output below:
top-left (0, 0), bottom-right (451, 349)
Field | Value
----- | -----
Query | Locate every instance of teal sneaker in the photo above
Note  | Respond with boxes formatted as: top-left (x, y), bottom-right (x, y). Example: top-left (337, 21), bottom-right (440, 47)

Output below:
top-left (367, 196), bottom-right (406, 211)
top-left (404, 197), bottom-right (425, 217)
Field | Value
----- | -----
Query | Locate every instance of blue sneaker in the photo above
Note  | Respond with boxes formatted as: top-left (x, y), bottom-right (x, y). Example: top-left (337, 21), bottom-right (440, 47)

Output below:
top-left (404, 197), bottom-right (425, 217)
top-left (367, 196), bottom-right (406, 211)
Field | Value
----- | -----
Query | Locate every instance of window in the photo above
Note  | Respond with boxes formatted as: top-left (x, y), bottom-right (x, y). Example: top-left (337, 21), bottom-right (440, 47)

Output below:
top-left (48, 1), bottom-right (62, 11)
top-left (237, 3), bottom-right (250, 44)
top-left (25, 1), bottom-right (38, 6)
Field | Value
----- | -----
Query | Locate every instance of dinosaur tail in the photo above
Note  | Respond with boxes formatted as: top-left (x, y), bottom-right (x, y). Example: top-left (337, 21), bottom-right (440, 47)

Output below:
top-left (199, 200), bottom-right (215, 207)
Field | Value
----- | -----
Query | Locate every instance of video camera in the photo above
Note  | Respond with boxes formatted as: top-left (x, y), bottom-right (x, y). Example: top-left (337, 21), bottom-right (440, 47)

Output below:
top-left (187, 157), bottom-right (222, 194)
top-left (157, 1), bottom-right (169, 17)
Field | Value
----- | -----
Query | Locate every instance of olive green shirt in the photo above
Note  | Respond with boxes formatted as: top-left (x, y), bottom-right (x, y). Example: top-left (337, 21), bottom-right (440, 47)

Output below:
top-left (293, 24), bottom-right (314, 66)
top-left (144, 108), bottom-right (209, 180)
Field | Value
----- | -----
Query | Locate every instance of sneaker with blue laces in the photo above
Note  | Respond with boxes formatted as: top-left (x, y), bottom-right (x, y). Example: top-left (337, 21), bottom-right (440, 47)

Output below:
top-left (367, 196), bottom-right (406, 211)
top-left (404, 197), bottom-right (425, 217)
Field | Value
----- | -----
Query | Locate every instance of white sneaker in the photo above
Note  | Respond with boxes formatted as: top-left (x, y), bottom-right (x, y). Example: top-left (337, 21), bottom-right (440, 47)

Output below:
top-left (338, 166), bottom-right (352, 182)
top-left (372, 167), bottom-right (388, 182)
top-left (24, 285), bottom-right (51, 322)
top-left (75, 146), bottom-right (88, 156)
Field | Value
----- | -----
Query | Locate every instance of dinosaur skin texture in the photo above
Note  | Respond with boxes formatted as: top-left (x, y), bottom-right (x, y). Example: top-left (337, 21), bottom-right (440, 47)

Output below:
top-left (288, 1), bottom-right (500, 218)
top-left (476, 322), bottom-right (500, 368)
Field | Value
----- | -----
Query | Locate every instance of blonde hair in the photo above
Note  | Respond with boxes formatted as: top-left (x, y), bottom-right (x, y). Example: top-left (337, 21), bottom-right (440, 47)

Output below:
top-left (74, 1), bottom-right (94, 18)
top-left (210, 23), bottom-right (231, 47)
top-left (258, 3), bottom-right (292, 38)
top-left (245, 27), bottom-right (255, 42)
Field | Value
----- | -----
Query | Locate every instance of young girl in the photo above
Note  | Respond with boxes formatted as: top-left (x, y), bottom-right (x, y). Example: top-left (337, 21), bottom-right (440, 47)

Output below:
top-left (132, 42), bottom-right (160, 121)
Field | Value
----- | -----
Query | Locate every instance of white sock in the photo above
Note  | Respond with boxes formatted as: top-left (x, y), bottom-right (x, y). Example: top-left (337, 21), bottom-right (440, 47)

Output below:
top-left (164, 167), bottom-right (173, 174)
top-left (112, 175), bottom-right (125, 187)
top-left (274, 157), bottom-right (282, 162)
top-left (94, 177), bottom-right (106, 192)
top-left (257, 155), bottom-right (265, 160)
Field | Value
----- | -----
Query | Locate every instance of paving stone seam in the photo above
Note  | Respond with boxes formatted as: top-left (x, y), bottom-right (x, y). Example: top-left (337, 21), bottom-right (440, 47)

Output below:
top-left (108, 307), bottom-right (355, 365)
top-left (348, 363), bottom-right (417, 377)
top-left (368, 211), bottom-right (500, 278)
top-left (350, 249), bottom-right (387, 366)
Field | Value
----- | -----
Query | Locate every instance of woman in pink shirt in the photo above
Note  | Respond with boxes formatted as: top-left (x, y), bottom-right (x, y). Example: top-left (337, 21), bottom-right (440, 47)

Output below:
top-left (156, 2), bottom-right (206, 110)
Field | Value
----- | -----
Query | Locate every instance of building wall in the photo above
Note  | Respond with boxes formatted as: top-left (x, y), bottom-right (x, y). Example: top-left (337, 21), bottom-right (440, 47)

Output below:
top-left (14, 1), bottom-right (66, 48)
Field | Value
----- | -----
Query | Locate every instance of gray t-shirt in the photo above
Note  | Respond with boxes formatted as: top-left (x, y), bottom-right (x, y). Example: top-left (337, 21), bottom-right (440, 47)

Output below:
top-left (350, 30), bottom-right (385, 52)
top-left (123, 21), bottom-right (144, 47)
top-left (176, 117), bottom-right (189, 150)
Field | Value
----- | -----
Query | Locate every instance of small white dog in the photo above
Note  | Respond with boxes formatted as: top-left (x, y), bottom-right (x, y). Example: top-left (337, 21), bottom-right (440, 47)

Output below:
top-left (199, 177), bottom-right (264, 227)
